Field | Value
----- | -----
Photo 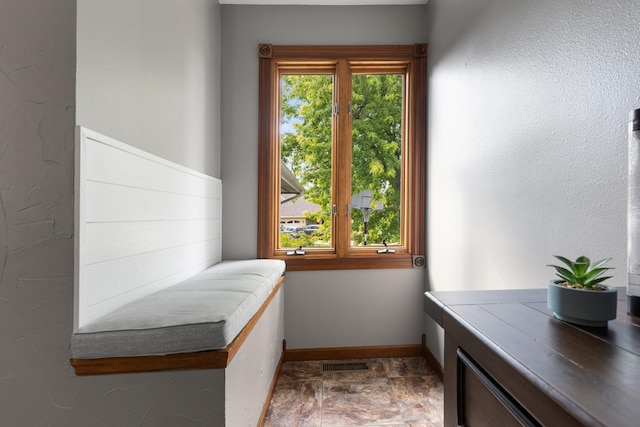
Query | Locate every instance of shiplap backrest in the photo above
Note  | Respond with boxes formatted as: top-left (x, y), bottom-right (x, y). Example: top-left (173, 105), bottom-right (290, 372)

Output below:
top-left (74, 127), bottom-right (222, 330)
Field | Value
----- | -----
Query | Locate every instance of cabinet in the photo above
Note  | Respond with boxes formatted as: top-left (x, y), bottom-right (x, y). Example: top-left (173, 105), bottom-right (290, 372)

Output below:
top-left (424, 288), bottom-right (640, 427)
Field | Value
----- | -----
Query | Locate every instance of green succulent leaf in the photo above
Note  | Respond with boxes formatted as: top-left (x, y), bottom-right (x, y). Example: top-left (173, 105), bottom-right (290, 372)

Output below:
top-left (573, 256), bottom-right (590, 276)
top-left (553, 255), bottom-right (575, 269)
top-left (547, 265), bottom-right (574, 280)
top-left (588, 276), bottom-right (612, 286)
top-left (590, 258), bottom-right (612, 270)
top-left (548, 255), bottom-right (613, 287)
top-left (583, 267), bottom-right (611, 281)
top-left (554, 273), bottom-right (574, 283)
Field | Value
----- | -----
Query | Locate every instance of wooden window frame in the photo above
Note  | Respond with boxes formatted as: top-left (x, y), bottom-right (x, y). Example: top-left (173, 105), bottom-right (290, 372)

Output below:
top-left (258, 44), bottom-right (427, 271)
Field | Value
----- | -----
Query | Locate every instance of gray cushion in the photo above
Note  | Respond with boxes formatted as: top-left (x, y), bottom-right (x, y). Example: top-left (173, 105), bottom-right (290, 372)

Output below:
top-left (71, 259), bottom-right (285, 359)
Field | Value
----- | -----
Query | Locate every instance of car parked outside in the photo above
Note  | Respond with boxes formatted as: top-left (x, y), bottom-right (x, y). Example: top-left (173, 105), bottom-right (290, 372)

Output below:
top-left (282, 225), bottom-right (305, 238)
top-left (304, 224), bottom-right (320, 235)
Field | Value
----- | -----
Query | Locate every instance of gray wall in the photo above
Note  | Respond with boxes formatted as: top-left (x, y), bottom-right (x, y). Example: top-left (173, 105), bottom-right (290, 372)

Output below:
top-left (7, 0), bottom-right (637, 421)
top-left (221, 5), bottom-right (428, 349)
top-left (426, 0), bottom-right (640, 362)
top-left (0, 0), bottom-right (77, 423)
top-left (77, 0), bottom-right (221, 177)
top-left (0, 1), bottom-right (227, 425)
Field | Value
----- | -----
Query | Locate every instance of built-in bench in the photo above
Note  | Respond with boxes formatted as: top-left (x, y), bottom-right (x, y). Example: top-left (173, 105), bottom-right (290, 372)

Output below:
top-left (70, 259), bottom-right (285, 373)
top-left (70, 127), bottom-right (285, 425)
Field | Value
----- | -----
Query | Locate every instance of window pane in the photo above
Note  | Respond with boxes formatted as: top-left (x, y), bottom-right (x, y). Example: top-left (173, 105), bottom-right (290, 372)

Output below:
top-left (350, 73), bottom-right (403, 247)
top-left (279, 74), bottom-right (333, 249)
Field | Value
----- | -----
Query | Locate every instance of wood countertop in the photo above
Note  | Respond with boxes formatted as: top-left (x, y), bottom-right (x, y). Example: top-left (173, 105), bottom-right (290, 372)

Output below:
top-left (424, 287), bottom-right (640, 426)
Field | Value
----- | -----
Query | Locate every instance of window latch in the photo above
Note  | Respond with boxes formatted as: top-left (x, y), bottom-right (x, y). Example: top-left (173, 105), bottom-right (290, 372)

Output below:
top-left (332, 204), bottom-right (338, 216)
top-left (333, 103), bottom-right (339, 115)
top-left (286, 246), bottom-right (306, 256)
top-left (346, 204), bottom-right (351, 216)
top-left (377, 240), bottom-right (396, 254)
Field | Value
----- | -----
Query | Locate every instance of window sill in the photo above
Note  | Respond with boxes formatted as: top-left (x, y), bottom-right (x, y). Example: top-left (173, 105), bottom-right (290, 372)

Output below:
top-left (266, 253), bottom-right (421, 271)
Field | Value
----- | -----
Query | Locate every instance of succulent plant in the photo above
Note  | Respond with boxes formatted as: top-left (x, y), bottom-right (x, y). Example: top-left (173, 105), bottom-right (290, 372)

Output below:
top-left (548, 255), bottom-right (613, 289)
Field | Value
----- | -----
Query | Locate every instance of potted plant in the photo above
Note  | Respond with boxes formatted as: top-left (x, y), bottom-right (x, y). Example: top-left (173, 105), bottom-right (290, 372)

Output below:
top-left (547, 255), bottom-right (618, 327)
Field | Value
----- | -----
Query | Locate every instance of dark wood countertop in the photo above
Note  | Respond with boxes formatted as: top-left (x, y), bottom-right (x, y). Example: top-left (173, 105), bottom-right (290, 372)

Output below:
top-left (424, 287), bottom-right (640, 427)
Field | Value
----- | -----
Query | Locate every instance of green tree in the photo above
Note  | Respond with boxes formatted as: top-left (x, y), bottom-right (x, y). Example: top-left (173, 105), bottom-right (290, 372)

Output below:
top-left (281, 73), bottom-right (403, 246)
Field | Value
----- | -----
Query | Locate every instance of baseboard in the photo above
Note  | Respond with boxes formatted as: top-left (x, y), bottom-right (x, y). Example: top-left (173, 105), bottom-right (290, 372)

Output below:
top-left (421, 334), bottom-right (444, 381)
top-left (278, 336), bottom-right (444, 382)
top-left (257, 340), bottom-right (286, 427)
top-left (284, 343), bottom-right (423, 362)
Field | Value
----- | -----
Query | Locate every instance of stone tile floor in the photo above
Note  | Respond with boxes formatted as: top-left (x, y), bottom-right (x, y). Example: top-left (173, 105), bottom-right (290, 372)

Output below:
top-left (263, 357), bottom-right (444, 426)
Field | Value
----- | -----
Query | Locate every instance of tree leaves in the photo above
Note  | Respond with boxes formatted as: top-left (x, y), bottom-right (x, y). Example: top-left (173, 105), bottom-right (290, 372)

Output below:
top-left (280, 72), bottom-right (403, 246)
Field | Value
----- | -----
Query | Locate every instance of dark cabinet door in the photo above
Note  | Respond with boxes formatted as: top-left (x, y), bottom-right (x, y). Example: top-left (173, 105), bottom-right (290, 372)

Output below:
top-left (456, 349), bottom-right (539, 427)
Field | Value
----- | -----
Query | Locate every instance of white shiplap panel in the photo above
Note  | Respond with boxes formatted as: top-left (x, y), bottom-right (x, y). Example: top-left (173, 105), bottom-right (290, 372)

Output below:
top-left (81, 244), bottom-right (221, 326)
top-left (81, 265), bottom-right (210, 328)
top-left (85, 134), bottom-right (220, 199)
top-left (83, 219), bottom-right (221, 265)
top-left (80, 239), bottom-right (219, 312)
top-left (75, 127), bottom-right (222, 330)
top-left (84, 181), bottom-right (220, 223)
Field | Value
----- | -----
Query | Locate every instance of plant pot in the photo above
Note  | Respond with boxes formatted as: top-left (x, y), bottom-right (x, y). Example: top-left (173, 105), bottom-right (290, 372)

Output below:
top-left (547, 281), bottom-right (618, 327)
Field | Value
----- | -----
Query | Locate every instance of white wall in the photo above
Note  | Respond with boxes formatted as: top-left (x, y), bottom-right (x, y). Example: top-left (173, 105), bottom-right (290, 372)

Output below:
top-left (426, 0), bottom-right (640, 363)
top-left (221, 5), bottom-right (428, 349)
top-left (77, 0), bottom-right (221, 177)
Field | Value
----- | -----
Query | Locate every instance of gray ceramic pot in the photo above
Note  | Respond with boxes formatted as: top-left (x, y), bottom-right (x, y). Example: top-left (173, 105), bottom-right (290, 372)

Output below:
top-left (547, 281), bottom-right (618, 327)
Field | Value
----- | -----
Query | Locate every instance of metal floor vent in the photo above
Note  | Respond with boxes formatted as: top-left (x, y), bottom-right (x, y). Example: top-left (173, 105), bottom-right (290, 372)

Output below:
top-left (322, 362), bottom-right (369, 372)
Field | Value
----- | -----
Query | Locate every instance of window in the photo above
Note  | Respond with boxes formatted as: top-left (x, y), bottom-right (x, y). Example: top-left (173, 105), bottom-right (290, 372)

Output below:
top-left (258, 44), bottom-right (426, 271)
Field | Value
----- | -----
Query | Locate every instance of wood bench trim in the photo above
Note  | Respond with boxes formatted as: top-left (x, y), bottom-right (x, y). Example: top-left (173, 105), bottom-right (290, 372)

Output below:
top-left (70, 275), bottom-right (285, 376)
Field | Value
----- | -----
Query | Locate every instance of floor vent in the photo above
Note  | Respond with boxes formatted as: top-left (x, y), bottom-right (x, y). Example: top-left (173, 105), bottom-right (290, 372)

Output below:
top-left (322, 362), bottom-right (369, 372)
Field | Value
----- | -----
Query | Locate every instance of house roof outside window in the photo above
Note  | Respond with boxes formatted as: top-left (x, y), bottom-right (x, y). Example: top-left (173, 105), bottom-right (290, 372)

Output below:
top-left (281, 161), bottom-right (304, 195)
top-left (280, 196), bottom-right (320, 219)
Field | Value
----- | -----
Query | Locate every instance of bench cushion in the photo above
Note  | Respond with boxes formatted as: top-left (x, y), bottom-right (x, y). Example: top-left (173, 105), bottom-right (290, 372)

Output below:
top-left (71, 259), bottom-right (285, 359)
